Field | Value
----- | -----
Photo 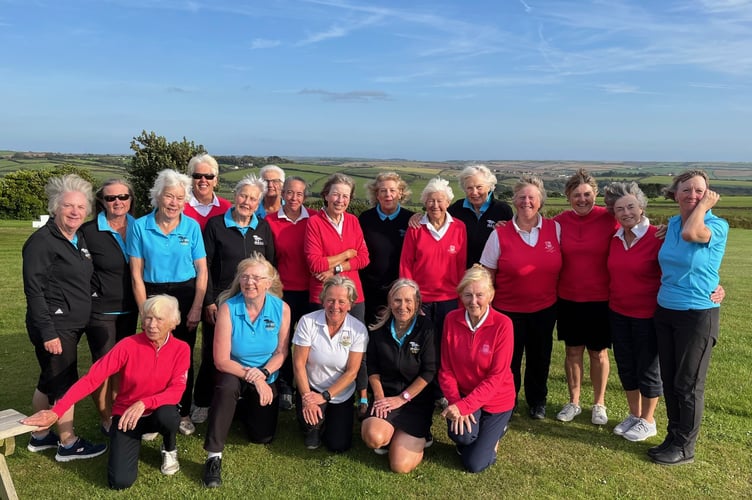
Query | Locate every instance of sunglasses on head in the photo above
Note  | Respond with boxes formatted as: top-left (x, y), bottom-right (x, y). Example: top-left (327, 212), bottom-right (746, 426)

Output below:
top-left (192, 173), bottom-right (216, 180)
top-left (103, 194), bottom-right (131, 202)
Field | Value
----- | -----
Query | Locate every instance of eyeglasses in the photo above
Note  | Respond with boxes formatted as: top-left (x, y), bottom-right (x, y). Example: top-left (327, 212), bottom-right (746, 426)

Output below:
top-left (240, 274), bottom-right (270, 283)
top-left (264, 178), bottom-right (282, 184)
top-left (192, 173), bottom-right (216, 180)
top-left (103, 194), bottom-right (131, 202)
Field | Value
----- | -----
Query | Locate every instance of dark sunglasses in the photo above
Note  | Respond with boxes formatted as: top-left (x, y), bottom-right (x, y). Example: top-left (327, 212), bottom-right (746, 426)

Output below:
top-left (192, 173), bottom-right (216, 180)
top-left (103, 194), bottom-right (131, 202)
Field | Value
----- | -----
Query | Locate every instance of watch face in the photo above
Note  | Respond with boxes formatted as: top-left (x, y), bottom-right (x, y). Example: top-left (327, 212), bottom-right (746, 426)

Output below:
top-left (402, 392), bottom-right (410, 400)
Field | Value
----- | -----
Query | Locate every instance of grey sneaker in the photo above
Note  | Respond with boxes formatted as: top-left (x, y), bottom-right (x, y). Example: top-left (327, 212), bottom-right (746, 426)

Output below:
top-left (179, 417), bottom-right (196, 436)
top-left (613, 414), bottom-right (640, 436)
top-left (191, 405), bottom-right (209, 424)
top-left (556, 403), bottom-right (582, 422)
top-left (623, 418), bottom-right (657, 442)
top-left (591, 404), bottom-right (608, 425)
top-left (160, 446), bottom-right (180, 475)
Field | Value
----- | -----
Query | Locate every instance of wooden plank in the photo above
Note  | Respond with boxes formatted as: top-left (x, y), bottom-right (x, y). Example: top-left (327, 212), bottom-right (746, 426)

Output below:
top-left (0, 452), bottom-right (19, 500)
top-left (0, 410), bottom-right (35, 442)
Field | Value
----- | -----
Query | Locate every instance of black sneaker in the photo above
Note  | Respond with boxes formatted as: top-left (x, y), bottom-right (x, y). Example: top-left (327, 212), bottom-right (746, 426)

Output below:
top-left (55, 437), bottom-right (107, 462)
top-left (529, 404), bottom-right (546, 420)
top-left (27, 431), bottom-right (59, 452)
top-left (304, 429), bottom-right (321, 450)
top-left (202, 457), bottom-right (222, 488)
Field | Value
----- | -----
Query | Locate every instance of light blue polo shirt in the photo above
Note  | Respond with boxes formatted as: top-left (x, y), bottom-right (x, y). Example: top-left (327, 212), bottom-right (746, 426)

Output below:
top-left (126, 211), bottom-right (206, 283)
top-left (227, 292), bottom-right (283, 381)
top-left (657, 210), bottom-right (728, 310)
top-left (224, 208), bottom-right (259, 236)
top-left (98, 211), bottom-right (135, 262)
top-left (462, 192), bottom-right (492, 219)
top-left (376, 204), bottom-right (401, 221)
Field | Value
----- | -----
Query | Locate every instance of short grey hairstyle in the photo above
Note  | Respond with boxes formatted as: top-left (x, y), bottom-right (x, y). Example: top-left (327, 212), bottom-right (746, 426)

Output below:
top-left (603, 181), bottom-right (648, 215)
top-left (370, 278), bottom-right (422, 330)
top-left (46, 174), bottom-right (93, 216)
top-left (187, 153), bottom-right (219, 176)
top-left (458, 164), bottom-right (497, 192)
top-left (420, 177), bottom-right (454, 205)
top-left (283, 176), bottom-right (310, 198)
top-left (233, 173), bottom-right (267, 197)
top-left (259, 164), bottom-right (286, 184)
top-left (364, 172), bottom-right (411, 205)
top-left (513, 175), bottom-right (547, 207)
top-left (142, 294), bottom-right (182, 329)
top-left (150, 169), bottom-right (191, 208)
top-left (319, 275), bottom-right (358, 305)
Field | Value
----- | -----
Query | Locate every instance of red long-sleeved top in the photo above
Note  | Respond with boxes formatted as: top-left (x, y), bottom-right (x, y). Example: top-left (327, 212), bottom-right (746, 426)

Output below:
top-left (183, 196), bottom-right (232, 231)
top-left (555, 206), bottom-right (617, 302)
top-left (438, 308), bottom-right (516, 415)
top-left (51, 333), bottom-right (189, 418)
top-left (304, 209), bottom-right (370, 304)
top-left (266, 211), bottom-right (311, 292)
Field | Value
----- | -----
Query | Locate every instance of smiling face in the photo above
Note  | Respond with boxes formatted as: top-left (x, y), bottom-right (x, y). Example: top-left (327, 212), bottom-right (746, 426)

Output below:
top-left (464, 173), bottom-right (490, 209)
top-left (263, 172), bottom-right (283, 199)
top-left (676, 175), bottom-right (708, 216)
top-left (568, 183), bottom-right (596, 216)
top-left (191, 162), bottom-right (217, 203)
top-left (613, 194), bottom-right (643, 231)
top-left (424, 192), bottom-right (449, 223)
top-left (158, 185), bottom-right (187, 221)
top-left (102, 183), bottom-right (131, 219)
top-left (325, 183), bottom-right (352, 217)
top-left (142, 311), bottom-right (176, 347)
top-left (323, 285), bottom-right (352, 325)
top-left (513, 185), bottom-right (541, 220)
top-left (390, 285), bottom-right (417, 326)
top-left (283, 179), bottom-right (306, 214)
top-left (238, 263), bottom-right (271, 301)
top-left (376, 179), bottom-right (401, 215)
top-left (460, 281), bottom-right (492, 323)
top-left (56, 191), bottom-right (88, 236)
top-left (234, 184), bottom-right (261, 220)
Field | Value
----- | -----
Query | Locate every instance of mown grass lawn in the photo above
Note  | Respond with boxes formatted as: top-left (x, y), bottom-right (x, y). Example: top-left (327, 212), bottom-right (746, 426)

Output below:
top-left (0, 220), bottom-right (750, 499)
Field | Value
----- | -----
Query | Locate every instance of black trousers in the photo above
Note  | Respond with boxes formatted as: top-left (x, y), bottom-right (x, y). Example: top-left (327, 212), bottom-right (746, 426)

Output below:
top-left (108, 405), bottom-right (180, 490)
top-left (204, 372), bottom-right (280, 452)
top-left (499, 304), bottom-right (557, 407)
top-left (279, 290), bottom-right (313, 390)
top-left (295, 391), bottom-right (355, 452)
top-left (654, 306), bottom-right (718, 455)
top-left (193, 320), bottom-right (216, 408)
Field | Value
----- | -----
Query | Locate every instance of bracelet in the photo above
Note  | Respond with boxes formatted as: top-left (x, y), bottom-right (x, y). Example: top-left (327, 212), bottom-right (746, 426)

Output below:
top-left (359, 397), bottom-right (369, 405)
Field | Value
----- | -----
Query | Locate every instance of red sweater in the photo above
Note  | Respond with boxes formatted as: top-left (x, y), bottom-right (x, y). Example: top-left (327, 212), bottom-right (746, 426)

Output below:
top-left (304, 210), bottom-right (370, 304)
top-left (555, 206), bottom-right (617, 302)
top-left (399, 220), bottom-right (467, 302)
top-left (607, 225), bottom-right (662, 319)
top-left (183, 196), bottom-right (232, 231)
top-left (491, 219), bottom-right (561, 313)
top-left (51, 333), bottom-right (189, 418)
top-left (267, 211), bottom-right (310, 292)
top-left (438, 308), bottom-right (516, 415)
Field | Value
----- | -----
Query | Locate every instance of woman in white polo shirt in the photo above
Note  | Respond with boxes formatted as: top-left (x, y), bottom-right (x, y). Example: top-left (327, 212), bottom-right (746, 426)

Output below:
top-left (292, 276), bottom-right (368, 452)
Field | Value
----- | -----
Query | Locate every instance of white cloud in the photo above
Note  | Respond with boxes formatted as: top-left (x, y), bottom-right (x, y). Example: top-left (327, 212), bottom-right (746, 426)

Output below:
top-left (250, 38), bottom-right (281, 49)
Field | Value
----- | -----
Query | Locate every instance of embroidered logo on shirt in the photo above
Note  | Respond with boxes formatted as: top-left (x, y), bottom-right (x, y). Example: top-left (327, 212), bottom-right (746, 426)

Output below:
top-left (409, 341), bottom-right (420, 354)
top-left (178, 236), bottom-right (190, 246)
top-left (54, 308), bottom-right (64, 315)
top-left (339, 331), bottom-right (352, 348)
top-left (253, 235), bottom-right (265, 246)
top-left (544, 241), bottom-right (555, 253)
top-left (264, 318), bottom-right (277, 331)
top-left (448, 245), bottom-right (457, 254)
top-left (481, 343), bottom-right (491, 355)
top-left (81, 248), bottom-right (91, 259)
top-left (486, 219), bottom-right (496, 228)
top-left (399, 229), bottom-right (406, 238)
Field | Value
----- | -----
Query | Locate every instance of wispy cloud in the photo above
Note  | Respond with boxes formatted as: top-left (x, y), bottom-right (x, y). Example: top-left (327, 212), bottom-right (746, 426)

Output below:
top-left (373, 70), bottom-right (437, 84)
top-left (299, 88), bottom-right (390, 102)
top-left (297, 13), bottom-right (383, 45)
top-left (596, 83), bottom-right (646, 94)
top-left (519, 0), bottom-right (532, 13)
top-left (250, 38), bottom-right (281, 49)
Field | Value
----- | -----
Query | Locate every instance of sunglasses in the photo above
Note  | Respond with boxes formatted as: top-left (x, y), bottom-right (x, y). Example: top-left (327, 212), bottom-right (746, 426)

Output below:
top-left (192, 173), bottom-right (216, 180)
top-left (103, 194), bottom-right (131, 202)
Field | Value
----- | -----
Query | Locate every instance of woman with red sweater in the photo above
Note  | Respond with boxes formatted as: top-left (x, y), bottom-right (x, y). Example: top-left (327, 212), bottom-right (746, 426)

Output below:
top-left (183, 154), bottom-right (232, 230)
top-left (554, 169), bottom-right (617, 426)
top-left (438, 266), bottom-right (515, 473)
top-left (480, 176), bottom-right (561, 420)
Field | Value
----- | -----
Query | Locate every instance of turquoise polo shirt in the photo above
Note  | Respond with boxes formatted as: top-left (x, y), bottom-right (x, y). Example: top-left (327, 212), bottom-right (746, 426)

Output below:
top-left (224, 208), bottom-right (259, 236)
top-left (376, 204), bottom-right (402, 221)
top-left (462, 193), bottom-right (492, 219)
top-left (98, 211), bottom-right (135, 262)
top-left (127, 211), bottom-right (206, 283)
top-left (227, 292), bottom-right (283, 381)
top-left (657, 210), bottom-right (728, 310)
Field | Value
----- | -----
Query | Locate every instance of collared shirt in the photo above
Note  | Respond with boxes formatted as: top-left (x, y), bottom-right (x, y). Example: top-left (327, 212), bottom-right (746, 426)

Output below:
top-left (479, 214), bottom-right (561, 266)
top-left (188, 194), bottom-right (220, 217)
top-left (377, 204), bottom-right (402, 221)
top-left (277, 205), bottom-right (310, 224)
top-left (613, 216), bottom-right (650, 250)
top-left (227, 292), bottom-right (283, 381)
top-left (420, 211), bottom-right (455, 241)
top-left (462, 193), bottom-right (492, 219)
top-left (97, 211), bottom-right (135, 261)
top-left (224, 208), bottom-right (259, 236)
top-left (465, 307), bottom-right (490, 333)
top-left (390, 316), bottom-right (417, 347)
top-left (324, 210), bottom-right (345, 237)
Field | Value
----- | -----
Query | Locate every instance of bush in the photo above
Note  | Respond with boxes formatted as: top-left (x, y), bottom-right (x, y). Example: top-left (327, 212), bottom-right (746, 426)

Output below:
top-left (0, 165), bottom-right (96, 219)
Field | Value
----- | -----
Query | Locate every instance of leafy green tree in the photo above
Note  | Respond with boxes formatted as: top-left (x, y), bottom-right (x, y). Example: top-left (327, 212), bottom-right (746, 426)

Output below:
top-left (127, 130), bottom-right (205, 215)
top-left (0, 165), bottom-right (96, 220)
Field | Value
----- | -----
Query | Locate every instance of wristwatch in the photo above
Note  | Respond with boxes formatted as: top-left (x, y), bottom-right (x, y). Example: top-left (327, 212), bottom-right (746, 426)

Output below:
top-left (334, 264), bottom-right (343, 274)
top-left (402, 391), bottom-right (412, 402)
top-left (260, 367), bottom-right (271, 379)
top-left (322, 390), bottom-right (332, 402)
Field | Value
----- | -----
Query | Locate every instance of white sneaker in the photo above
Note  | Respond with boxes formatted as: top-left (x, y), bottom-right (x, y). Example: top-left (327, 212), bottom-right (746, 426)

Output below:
top-left (141, 432), bottom-right (159, 441)
top-left (556, 403), bottom-right (582, 422)
top-left (191, 405), bottom-right (209, 424)
top-left (161, 446), bottom-right (180, 475)
top-left (179, 418), bottom-right (196, 436)
top-left (623, 418), bottom-right (657, 442)
top-left (613, 414), bottom-right (640, 436)
top-left (591, 404), bottom-right (608, 425)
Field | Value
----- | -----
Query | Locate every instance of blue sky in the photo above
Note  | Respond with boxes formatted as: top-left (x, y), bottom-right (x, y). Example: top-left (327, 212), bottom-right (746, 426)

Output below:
top-left (2, 0), bottom-right (752, 161)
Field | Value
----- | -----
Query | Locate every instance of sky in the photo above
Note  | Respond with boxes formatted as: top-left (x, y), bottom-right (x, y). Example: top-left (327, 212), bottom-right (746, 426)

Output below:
top-left (2, 0), bottom-right (752, 162)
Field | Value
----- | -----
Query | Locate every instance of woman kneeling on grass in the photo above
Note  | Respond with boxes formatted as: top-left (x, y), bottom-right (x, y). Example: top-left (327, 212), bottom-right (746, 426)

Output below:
top-left (22, 294), bottom-right (190, 490)
top-left (361, 279), bottom-right (437, 473)
top-left (438, 266), bottom-right (516, 473)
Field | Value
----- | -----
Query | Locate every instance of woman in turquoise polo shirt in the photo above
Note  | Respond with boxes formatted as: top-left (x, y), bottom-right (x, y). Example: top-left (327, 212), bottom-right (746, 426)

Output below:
top-left (127, 168), bottom-right (208, 436)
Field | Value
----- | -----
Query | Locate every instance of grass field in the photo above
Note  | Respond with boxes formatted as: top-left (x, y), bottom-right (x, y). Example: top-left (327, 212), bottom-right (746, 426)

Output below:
top-left (0, 219), bottom-right (750, 498)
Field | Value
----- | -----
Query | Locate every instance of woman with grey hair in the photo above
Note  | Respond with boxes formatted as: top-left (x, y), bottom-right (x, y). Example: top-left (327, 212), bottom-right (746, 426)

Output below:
top-left (293, 276), bottom-right (368, 451)
top-left (195, 174), bottom-right (276, 422)
top-left (257, 164), bottom-right (286, 218)
top-left (184, 153), bottom-right (232, 231)
top-left (359, 172), bottom-right (415, 326)
top-left (23, 174), bottom-right (107, 461)
top-left (400, 177), bottom-right (466, 337)
top-left (127, 168), bottom-right (207, 436)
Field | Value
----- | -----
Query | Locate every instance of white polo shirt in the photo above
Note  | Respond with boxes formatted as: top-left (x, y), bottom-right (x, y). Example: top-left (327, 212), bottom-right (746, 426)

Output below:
top-left (292, 309), bottom-right (368, 404)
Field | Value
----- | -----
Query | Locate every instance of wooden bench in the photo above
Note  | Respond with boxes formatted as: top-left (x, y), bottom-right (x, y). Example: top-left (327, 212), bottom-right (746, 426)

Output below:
top-left (0, 409), bottom-right (36, 500)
